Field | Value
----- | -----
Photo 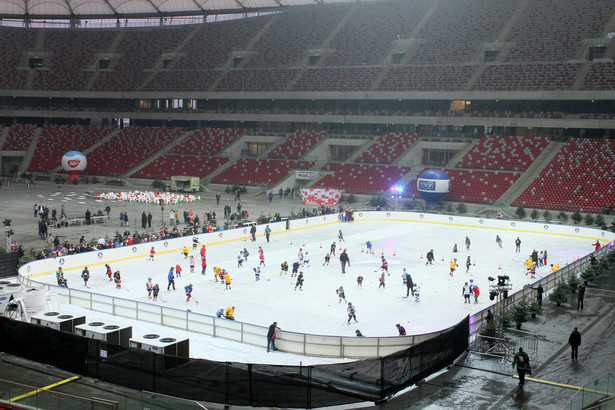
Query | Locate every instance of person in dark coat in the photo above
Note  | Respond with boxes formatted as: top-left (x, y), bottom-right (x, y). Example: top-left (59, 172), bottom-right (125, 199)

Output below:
top-left (577, 282), bottom-right (586, 310)
top-left (512, 347), bottom-right (531, 388)
top-left (141, 211), bottom-right (147, 228)
top-left (532, 284), bottom-right (544, 305)
top-left (404, 268), bottom-right (414, 297)
top-left (339, 249), bottom-right (350, 274)
top-left (266, 322), bottom-right (279, 352)
top-left (568, 327), bottom-right (581, 360)
top-left (250, 224), bottom-right (257, 241)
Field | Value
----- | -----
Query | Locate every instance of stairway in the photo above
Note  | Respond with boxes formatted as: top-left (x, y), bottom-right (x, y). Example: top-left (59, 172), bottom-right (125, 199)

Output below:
top-left (122, 129), bottom-right (198, 178)
top-left (19, 127), bottom-right (42, 174)
top-left (495, 141), bottom-right (565, 207)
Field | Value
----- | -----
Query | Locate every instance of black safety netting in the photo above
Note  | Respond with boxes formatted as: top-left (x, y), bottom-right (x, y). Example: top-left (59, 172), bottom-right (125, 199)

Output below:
top-left (0, 315), bottom-right (468, 408)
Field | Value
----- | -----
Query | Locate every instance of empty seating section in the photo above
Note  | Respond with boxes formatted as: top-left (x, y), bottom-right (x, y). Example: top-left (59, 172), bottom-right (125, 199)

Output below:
top-left (211, 158), bottom-right (313, 186)
top-left (323, 0), bottom-right (432, 66)
top-left (28, 125), bottom-right (113, 172)
top-left (580, 62), bottom-right (615, 90)
top-left (505, 0), bottom-right (615, 62)
top-left (292, 67), bottom-right (381, 91)
top-left (413, 0), bottom-right (518, 65)
top-left (378, 65), bottom-right (475, 91)
top-left (245, 6), bottom-right (346, 68)
top-left (91, 27), bottom-right (190, 91)
top-left (314, 163), bottom-right (410, 195)
top-left (32, 29), bottom-right (116, 91)
top-left (143, 70), bottom-right (221, 92)
top-left (86, 127), bottom-right (185, 175)
top-left (458, 135), bottom-right (549, 171)
top-left (131, 155), bottom-right (228, 180)
top-left (175, 17), bottom-right (267, 70)
top-left (356, 132), bottom-right (419, 164)
top-left (2, 124), bottom-right (36, 151)
top-left (445, 169), bottom-right (520, 204)
top-left (267, 130), bottom-right (327, 159)
top-left (215, 69), bottom-right (300, 92)
top-left (475, 63), bottom-right (583, 91)
top-left (169, 128), bottom-right (244, 155)
top-left (0, 27), bottom-right (35, 90)
top-left (512, 139), bottom-right (615, 213)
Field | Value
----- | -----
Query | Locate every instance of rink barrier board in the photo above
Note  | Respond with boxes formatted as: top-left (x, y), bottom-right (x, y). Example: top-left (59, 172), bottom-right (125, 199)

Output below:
top-left (20, 212), bottom-right (615, 359)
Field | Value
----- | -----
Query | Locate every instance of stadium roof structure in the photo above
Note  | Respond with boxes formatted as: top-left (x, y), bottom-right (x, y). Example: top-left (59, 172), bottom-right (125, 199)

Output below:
top-left (0, 0), bottom-right (356, 20)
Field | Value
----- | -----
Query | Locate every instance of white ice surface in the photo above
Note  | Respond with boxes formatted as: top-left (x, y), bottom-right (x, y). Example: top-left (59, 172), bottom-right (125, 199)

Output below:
top-left (36, 219), bottom-right (595, 365)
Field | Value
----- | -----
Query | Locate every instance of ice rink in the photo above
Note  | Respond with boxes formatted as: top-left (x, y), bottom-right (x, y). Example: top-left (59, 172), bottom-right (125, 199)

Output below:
top-left (27, 215), bottom-right (604, 364)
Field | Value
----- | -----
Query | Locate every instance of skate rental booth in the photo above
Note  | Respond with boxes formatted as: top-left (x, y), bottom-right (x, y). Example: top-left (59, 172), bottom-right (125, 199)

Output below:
top-left (5, 212), bottom-right (614, 407)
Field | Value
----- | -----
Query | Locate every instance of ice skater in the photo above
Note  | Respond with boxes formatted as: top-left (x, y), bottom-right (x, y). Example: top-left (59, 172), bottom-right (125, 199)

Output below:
top-left (426, 249), bottom-right (434, 265)
top-left (298, 248), bottom-right (304, 265)
top-left (323, 254), bottom-right (331, 266)
top-left (340, 249), bottom-right (350, 274)
top-left (146, 278), bottom-right (153, 298)
top-left (175, 264), bottom-right (182, 278)
top-left (149, 246), bottom-right (156, 261)
top-left (259, 249), bottom-right (266, 267)
top-left (152, 283), bottom-right (159, 301)
top-left (281, 261), bottom-right (289, 275)
top-left (182, 246), bottom-right (189, 259)
top-left (336, 286), bottom-right (346, 303)
top-left (366, 241), bottom-right (373, 254)
top-left (192, 236), bottom-right (200, 250)
top-left (465, 236), bottom-right (471, 251)
top-left (466, 256), bottom-right (471, 273)
top-left (201, 258), bottom-right (207, 275)
top-left (224, 270), bottom-right (232, 289)
top-left (462, 282), bottom-right (471, 303)
top-left (303, 251), bottom-right (310, 267)
top-left (237, 251), bottom-right (244, 267)
top-left (291, 261), bottom-right (300, 277)
top-left (338, 230), bottom-right (345, 242)
top-left (81, 266), bottom-right (90, 287)
top-left (105, 264), bottom-right (113, 281)
top-left (330, 242), bottom-right (336, 256)
top-left (404, 269), bottom-right (414, 297)
top-left (113, 270), bottom-right (121, 289)
top-left (452, 243), bottom-right (458, 253)
top-left (357, 275), bottom-right (363, 287)
top-left (449, 258), bottom-right (458, 277)
top-left (347, 302), bottom-right (357, 323)
top-left (380, 256), bottom-right (389, 275)
top-left (496, 235), bottom-right (503, 248)
top-left (167, 267), bottom-right (176, 290)
top-left (253, 267), bottom-right (261, 281)
top-left (189, 256), bottom-right (195, 273)
top-left (515, 237), bottom-right (521, 253)
top-left (185, 283), bottom-right (193, 301)
top-left (378, 272), bottom-right (386, 288)
top-left (413, 283), bottom-right (420, 301)
top-left (294, 272), bottom-right (304, 291)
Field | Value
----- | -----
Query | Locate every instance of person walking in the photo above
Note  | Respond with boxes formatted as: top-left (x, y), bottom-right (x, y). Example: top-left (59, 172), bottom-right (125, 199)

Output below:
top-left (568, 327), bottom-right (581, 360)
top-left (512, 347), bottom-right (531, 388)
top-left (265, 225), bottom-right (271, 243)
top-left (267, 322), bottom-right (280, 352)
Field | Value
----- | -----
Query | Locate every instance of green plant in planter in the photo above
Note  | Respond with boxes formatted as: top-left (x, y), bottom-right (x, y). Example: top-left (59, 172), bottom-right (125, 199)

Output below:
top-left (543, 210), bottom-right (552, 222)
top-left (570, 210), bottom-right (582, 224)
top-left (500, 311), bottom-right (513, 329)
top-left (510, 300), bottom-right (530, 329)
top-left (558, 211), bottom-right (569, 223)
top-left (598, 257), bottom-right (609, 274)
top-left (530, 209), bottom-right (539, 221)
top-left (480, 320), bottom-right (497, 338)
top-left (567, 273), bottom-right (580, 293)
top-left (550, 280), bottom-right (569, 307)
top-left (528, 299), bottom-right (542, 319)
top-left (581, 265), bottom-right (597, 283)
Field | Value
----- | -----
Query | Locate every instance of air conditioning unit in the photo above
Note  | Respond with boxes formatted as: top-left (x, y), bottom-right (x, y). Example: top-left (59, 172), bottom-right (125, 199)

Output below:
top-left (30, 311), bottom-right (86, 332)
top-left (74, 321), bottom-right (133, 347)
top-left (129, 333), bottom-right (189, 357)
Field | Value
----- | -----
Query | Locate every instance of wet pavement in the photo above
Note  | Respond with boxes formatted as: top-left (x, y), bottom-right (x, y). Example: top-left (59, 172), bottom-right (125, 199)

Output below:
top-left (372, 269), bottom-right (615, 410)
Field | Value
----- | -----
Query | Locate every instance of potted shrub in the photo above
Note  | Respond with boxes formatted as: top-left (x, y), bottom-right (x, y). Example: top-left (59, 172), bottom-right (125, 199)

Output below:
top-left (528, 299), bottom-right (542, 319)
top-left (510, 301), bottom-right (529, 329)
top-left (550, 280), bottom-right (569, 307)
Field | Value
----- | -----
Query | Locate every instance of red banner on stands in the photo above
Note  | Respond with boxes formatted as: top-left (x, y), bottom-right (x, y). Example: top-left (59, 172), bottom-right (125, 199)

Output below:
top-left (301, 189), bottom-right (342, 205)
